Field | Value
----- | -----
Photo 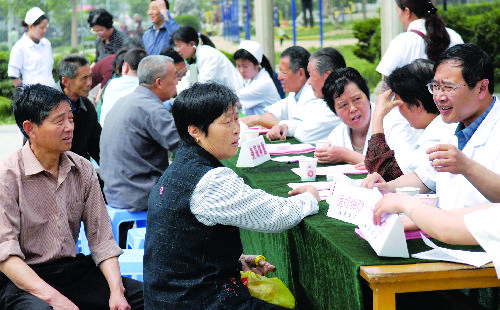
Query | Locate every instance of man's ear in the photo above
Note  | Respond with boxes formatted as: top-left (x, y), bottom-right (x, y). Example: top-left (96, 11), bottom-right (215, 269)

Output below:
top-left (61, 76), bottom-right (70, 88)
top-left (122, 62), bottom-right (130, 75)
top-left (477, 79), bottom-right (489, 100)
top-left (22, 120), bottom-right (36, 139)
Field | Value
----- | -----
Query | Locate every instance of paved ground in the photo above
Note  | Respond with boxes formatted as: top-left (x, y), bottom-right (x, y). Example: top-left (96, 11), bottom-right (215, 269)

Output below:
top-left (0, 124), bottom-right (22, 161)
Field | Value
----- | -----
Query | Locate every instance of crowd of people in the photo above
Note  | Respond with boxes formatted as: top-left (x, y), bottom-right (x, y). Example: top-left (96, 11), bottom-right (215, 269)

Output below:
top-left (1, 0), bottom-right (499, 308)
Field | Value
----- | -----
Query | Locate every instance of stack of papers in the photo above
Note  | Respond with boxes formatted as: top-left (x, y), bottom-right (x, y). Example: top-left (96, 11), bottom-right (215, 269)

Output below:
top-left (287, 181), bottom-right (333, 200)
top-left (267, 143), bottom-right (315, 155)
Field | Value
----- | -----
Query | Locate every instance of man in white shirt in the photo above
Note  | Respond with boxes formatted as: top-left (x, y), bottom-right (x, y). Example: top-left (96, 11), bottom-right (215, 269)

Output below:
top-left (240, 46), bottom-right (341, 143)
top-left (363, 44), bottom-right (500, 219)
top-left (99, 48), bottom-right (148, 126)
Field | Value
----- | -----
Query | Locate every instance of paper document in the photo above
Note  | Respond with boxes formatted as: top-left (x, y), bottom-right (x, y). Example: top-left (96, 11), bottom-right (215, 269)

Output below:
top-left (272, 155), bottom-right (311, 163)
top-left (412, 234), bottom-right (492, 267)
top-left (287, 181), bottom-right (333, 201)
top-left (267, 143), bottom-right (315, 155)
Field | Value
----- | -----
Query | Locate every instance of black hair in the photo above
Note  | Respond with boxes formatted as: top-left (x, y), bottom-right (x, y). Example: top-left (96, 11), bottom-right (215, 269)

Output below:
top-left (171, 26), bottom-right (215, 48)
top-left (124, 48), bottom-right (148, 71)
top-left (322, 67), bottom-right (370, 114)
top-left (160, 46), bottom-right (184, 63)
top-left (12, 84), bottom-right (70, 138)
top-left (396, 0), bottom-right (450, 62)
top-left (309, 47), bottom-right (347, 75)
top-left (112, 49), bottom-right (127, 76)
top-left (151, 0), bottom-right (170, 10)
top-left (389, 59), bottom-right (438, 114)
top-left (172, 82), bottom-right (239, 144)
top-left (280, 46), bottom-right (311, 79)
top-left (88, 9), bottom-right (114, 29)
top-left (57, 55), bottom-right (89, 79)
top-left (21, 14), bottom-right (48, 28)
top-left (435, 43), bottom-right (494, 94)
top-left (233, 49), bottom-right (282, 97)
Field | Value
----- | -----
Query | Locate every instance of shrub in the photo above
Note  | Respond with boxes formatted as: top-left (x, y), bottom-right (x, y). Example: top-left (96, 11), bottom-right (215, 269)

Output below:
top-left (176, 14), bottom-right (202, 32)
top-left (352, 18), bottom-right (381, 63)
top-left (0, 96), bottom-right (12, 118)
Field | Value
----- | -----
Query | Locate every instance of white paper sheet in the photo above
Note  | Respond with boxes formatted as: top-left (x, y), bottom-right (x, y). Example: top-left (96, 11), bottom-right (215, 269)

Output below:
top-left (412, 234), bottom-right (492, 267)
top-left (272, 155), bottom-right (311, 163)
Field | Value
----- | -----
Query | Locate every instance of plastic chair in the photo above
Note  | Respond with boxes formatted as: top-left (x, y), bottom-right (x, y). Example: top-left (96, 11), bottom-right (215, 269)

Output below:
top-left (106, 205), bottom-right (148, 245)
top-left (126, 227), bottom-right (146, 249)
top-left (118, 249), bottom-right (144, 281)
top-left (77, 223), bottom-right (91, 255)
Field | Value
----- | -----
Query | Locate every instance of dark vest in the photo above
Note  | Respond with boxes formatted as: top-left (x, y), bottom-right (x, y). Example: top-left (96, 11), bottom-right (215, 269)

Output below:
top-left (144, 143), bottom-right (245, 309)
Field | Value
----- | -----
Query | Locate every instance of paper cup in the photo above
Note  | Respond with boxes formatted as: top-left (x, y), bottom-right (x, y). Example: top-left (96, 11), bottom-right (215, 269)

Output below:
top-left (299, 158), bottom-right (318, 181)
top-left (315, 140), bottom-right (330, 149)
top-left (416, 193), bottom-right (439, 207)
top-left (395, 187), bottom-right (420, 196)
top-left (244, 129), bottom-right (260, 142)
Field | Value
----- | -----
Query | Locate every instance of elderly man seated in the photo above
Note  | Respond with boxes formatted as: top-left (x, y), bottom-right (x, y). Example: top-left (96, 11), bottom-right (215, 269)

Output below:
top-left (0, 84), bottom-right (143, 309)
top-left (240, 46), bottom-right (341, 143)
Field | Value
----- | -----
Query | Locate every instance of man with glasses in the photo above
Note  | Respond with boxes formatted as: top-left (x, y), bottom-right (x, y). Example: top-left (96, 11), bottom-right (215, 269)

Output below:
top-left (362, 43), bottom-right (500, 221)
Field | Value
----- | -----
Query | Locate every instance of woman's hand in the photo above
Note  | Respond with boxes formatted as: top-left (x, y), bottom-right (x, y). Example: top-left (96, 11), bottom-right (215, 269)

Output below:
top-left (354, 162), bottom-right (366, 170)
top-left (314, 146), bottom-right (346, 164)
top-left (372, 90), bottom-right (402, 134)
top-left (240, 255), bottom-right (276, 276)
top-left (288, 185), bottom-right (320, 202)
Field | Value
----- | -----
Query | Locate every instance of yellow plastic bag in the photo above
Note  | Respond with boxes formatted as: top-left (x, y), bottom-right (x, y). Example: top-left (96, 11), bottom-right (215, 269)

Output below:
top-left (240, 271), bottom-right (295, 309)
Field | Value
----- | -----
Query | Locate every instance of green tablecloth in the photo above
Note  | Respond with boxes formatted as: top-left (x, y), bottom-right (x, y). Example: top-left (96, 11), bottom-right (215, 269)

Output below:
top-left (222, 139), bottom-right (484, 310)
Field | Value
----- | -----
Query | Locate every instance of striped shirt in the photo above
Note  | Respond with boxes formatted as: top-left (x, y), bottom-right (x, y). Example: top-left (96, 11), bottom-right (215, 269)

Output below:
top-left (0, 143), bottom-right (122, 266)
top-left (191, 167), bottom-right (318, 233)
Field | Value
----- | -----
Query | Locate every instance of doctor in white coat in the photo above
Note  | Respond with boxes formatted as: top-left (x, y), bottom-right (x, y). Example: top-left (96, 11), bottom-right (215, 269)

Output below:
top-left (362, 43), bottom-right (500, 229)
top-left (172, 26), bottom-right (243, 92)
top-left (234, 40), bottom-right (282, 116)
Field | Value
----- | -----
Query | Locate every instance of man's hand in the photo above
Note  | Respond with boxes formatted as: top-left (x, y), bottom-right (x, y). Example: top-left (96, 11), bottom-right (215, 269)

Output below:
top-left (240, 255), bottom-right (276, 276)
top-left (46, 289), bottom-right (79, 310)
top-left (288, 185), bottom-right (320, 202)
top-left (109, 290), bottom-right (131, 310)
top-left (427, 144), bottom-right (471, 175)
top-left (266, 123), bottom-right (288, 141)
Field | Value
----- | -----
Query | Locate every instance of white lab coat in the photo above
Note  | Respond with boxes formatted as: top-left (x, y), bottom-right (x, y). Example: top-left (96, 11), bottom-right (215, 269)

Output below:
top-left (265, 82), bottom-right (341, 143)
top-left (181, 44), bottom-right (243, 92)
top-left (237, 69), bottom-right (281, 116)
top-left (415, 97), bottom-right (500, 210)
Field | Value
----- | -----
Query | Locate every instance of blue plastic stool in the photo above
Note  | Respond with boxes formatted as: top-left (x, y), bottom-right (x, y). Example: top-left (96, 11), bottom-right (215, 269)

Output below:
top-left (106, 205), bottom-right (147, 246)
top-left (126, 227), bottom-right (146, 249)
top-left (77, 223), bottom-right (91, 255)
top-left (118, 249), bottom-right (144, 281)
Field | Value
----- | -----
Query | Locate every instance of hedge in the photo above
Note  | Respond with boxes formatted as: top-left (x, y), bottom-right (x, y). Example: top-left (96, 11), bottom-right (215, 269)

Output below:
top-left (175, 14), bottom-right (202, 32)
top-left (0, 96), bottom-right (12, 119)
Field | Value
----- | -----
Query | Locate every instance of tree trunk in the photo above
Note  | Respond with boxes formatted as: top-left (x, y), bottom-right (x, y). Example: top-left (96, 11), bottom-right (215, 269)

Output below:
top-left (71, 0), bottom-right (78, 50)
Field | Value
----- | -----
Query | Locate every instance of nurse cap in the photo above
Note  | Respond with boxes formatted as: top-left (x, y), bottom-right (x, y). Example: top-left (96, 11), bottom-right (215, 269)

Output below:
top-left (238, 40), bottom-right (263, 63)
top-left (25, 7), bottom-right (45, 26)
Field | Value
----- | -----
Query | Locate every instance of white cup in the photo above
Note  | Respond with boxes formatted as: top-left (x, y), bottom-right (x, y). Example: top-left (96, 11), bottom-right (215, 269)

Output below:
top-left (416, 193), bottom-right (439, 207)
top-left (395, 187), bottom-right (420, 196)
top-left (315, 140), bottom-right (331, 149)
top-left (244, 129), bottom-right (259, 142)
top-left (299, 158), bottom-right (318, 181)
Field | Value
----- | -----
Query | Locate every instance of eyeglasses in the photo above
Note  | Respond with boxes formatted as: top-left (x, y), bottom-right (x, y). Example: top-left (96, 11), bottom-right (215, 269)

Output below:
top-left (427, 82), bottom-right (467, 96)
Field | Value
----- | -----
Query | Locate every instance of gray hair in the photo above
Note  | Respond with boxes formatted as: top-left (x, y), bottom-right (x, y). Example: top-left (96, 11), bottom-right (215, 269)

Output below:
top-left (138, 55), bottom-right (174, 85)
top-left (309, 47), bottom-right (346, 76)
top-left (57, 55), bottom-right (89, 79)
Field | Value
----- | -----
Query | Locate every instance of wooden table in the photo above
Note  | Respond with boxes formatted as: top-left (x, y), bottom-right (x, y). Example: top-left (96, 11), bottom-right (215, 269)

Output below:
top-left (360, 262), bottom-right (500, 310)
